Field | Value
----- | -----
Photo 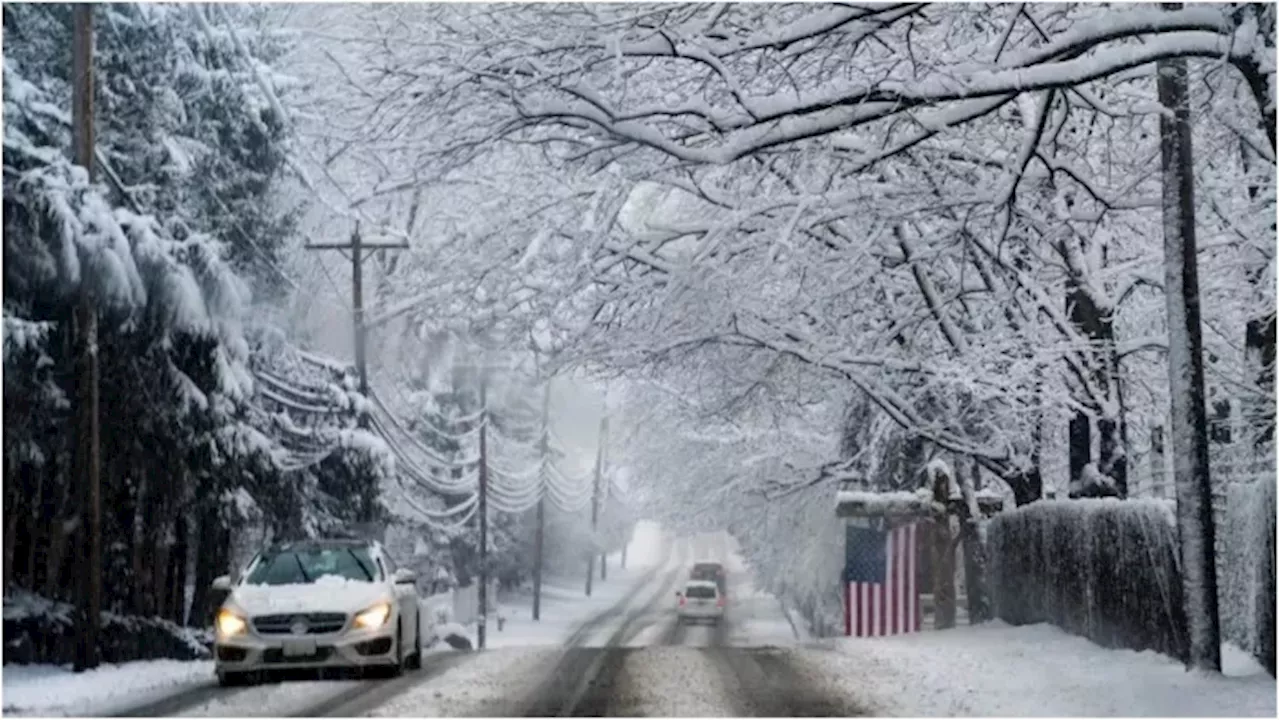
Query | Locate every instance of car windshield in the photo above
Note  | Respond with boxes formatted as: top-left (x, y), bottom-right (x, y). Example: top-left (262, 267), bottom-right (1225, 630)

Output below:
top-left (685, 585), bottom-right (716, 599)
top-left (243, 547), bottom-right (378, 586)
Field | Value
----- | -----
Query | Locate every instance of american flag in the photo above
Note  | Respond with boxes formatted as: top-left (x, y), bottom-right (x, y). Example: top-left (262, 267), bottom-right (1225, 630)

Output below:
top-left (843, 521), bottom-right (920, 636)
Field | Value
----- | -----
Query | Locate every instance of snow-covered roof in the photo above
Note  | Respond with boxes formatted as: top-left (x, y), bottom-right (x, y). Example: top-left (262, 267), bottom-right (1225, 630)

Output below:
top-left (834, 488), bottom-right (942, 518)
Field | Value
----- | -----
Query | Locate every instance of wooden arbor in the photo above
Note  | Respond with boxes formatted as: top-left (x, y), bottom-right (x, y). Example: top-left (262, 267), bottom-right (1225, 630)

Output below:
top-left (835, 461), bottom-right (1003, 630)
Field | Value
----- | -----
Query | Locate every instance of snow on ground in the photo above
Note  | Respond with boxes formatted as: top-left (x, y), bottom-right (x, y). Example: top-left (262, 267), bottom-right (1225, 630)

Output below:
top-left (608, 647), bottom-right (733, 716)
top-left (365, 647), bottom-right (561, 717)
top-left (796, 621), bottom-right (1277, 717)
top-left (723, 534), bottom-right (800, 647)
top-left (1, 660), bottom-right (215, 717)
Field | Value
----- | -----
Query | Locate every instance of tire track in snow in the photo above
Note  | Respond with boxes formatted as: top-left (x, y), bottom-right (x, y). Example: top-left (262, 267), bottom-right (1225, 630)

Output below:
top-left (518, 537), bottom-right (692, 716)
top-left (706, 647), bottom-right (867, 717)
top-left (293, 653), bottom-right (473, 717)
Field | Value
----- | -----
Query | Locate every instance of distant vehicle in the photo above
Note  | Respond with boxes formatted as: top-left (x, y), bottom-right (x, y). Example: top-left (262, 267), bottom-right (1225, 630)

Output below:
top-left (690, 562), bottom-right (727, 594)
top-left (676, 580), bottom-right (725, 625)
top-left (210, 537), bottom-right (422, 686)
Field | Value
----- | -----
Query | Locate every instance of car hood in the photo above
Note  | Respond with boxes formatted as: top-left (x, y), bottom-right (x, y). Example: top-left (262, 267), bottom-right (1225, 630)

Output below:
top-left (228, 576), bottom-right (389, 616)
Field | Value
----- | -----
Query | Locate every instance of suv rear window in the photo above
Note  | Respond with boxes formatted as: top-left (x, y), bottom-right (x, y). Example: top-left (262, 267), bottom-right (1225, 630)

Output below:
top-left (685, 585), bottom-right (717, 599)
top-left (691, 564), bottom-right (722, 579)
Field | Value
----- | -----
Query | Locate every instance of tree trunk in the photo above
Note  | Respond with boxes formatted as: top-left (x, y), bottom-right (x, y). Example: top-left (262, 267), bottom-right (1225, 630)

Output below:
top-left (169, 513), bottom-right (188, 624)
top-left (188, 503), bottom-right (228, 628)
top-left (1245, 316), bottom-right (1276, 445)
top-left (1150, 424), bottom-right (1168, 499)
top-left (1157, 46), bottom-right (1222, 673)
top-left (931, 469), bottom-right (956, 630)
top-left (960, 460), bottom-right (991, 624)
top-left (1007, 467), bottom-right (1042, 507)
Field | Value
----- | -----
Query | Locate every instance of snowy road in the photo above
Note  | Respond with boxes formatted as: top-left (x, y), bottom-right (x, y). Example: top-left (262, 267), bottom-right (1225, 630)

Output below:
top-left (504, 532), bottom-right (862, 717)
top-left (108, 530), bottom-right (863, 717)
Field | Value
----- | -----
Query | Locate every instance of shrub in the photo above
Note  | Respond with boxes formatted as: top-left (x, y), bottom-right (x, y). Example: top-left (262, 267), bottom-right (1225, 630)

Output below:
top-left (3, 588), bottom-right (211, 665)
top-left (1221, 477), bottom-right (1276, 675)
top-left (987, 499), bottom-right (1188, 661)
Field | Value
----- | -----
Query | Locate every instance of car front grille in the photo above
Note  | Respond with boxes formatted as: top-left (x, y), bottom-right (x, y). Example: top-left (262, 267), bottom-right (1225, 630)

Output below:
top-left (252, 612), bottom-right (347, 635)
top-left (262, 646), bottom-right (334, 664)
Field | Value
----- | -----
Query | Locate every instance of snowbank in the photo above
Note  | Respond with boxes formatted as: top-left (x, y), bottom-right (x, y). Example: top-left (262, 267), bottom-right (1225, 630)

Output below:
top-left (1, 660), bottom-right (213, 717)
top-left (801, 622), bottom-right (1275, 717)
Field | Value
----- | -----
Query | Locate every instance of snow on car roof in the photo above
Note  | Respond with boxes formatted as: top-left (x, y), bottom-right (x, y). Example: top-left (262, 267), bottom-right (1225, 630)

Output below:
top-left (267, 538), bottom-right (375, 552)
top-left (684, 579), bottom-right (718, 589)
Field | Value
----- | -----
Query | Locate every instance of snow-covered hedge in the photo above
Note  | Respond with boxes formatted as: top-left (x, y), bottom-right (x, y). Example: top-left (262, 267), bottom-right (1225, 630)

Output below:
top-left (3, 589), bottom-right (211, 666)
top-left (1220, 477), bottom-right (1276, 675)
top-left (987, 499), bottom-right (1187, 662)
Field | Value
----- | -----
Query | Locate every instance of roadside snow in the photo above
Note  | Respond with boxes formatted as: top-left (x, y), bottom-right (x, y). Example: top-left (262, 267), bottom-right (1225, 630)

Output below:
top-left (723, 534), bottom-right (800, 647)
top-left (798, 621), bottom-right (1276, 717)
top-left (1, 660), bottom-right (213, 717)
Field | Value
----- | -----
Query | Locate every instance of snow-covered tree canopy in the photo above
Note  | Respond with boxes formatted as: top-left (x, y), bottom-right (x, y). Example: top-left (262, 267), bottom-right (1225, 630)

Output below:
top-left (315, 2), bottom-right (1273, 506)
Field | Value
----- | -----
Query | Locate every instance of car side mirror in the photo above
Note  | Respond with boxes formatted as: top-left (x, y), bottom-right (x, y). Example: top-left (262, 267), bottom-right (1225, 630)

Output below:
top-left (674, 591), bottom-right (682, 598)
top-left (211, 575), bottom-right (232, 592)
top-left (393, 568), bottom-right (418, 585)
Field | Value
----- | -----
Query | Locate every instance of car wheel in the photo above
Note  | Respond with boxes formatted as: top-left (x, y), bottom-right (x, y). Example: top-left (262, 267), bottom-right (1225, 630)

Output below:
top-left (218, 671), bottom-right (250, 688)
top-left (405, 612), bottom-right (423, 670)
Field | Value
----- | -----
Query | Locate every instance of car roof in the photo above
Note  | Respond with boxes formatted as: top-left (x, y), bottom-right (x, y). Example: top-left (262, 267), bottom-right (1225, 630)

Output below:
top-left (266, 538), bottom-right (374, 553)
top-left (692, 561), bottom-right (723, 567)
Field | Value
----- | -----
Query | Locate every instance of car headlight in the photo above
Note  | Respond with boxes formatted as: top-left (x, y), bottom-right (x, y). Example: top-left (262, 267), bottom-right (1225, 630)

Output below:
top-left (217, 609), bottom-right (248, 637)
top-left (354, 602), bottom-right (392, 629)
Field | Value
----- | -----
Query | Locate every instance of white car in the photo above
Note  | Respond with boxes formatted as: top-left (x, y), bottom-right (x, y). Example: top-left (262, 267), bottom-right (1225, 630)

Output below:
top-left (676, 580), bottom-right (724, 625)
top-left (211, 538), bottom-right (422, 686)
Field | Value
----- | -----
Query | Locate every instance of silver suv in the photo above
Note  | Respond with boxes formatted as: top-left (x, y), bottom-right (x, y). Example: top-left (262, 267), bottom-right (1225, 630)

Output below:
top-left (211, 538), bottom-right (422, 686)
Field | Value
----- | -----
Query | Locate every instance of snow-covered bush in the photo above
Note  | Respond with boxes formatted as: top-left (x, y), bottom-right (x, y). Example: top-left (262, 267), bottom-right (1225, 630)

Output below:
top-left (1220, 476), bottom-right (1276, 675)
top-left (3, 589), bottom-right (211, 666)
top-left (987, 499), bottom-right (1187, 661)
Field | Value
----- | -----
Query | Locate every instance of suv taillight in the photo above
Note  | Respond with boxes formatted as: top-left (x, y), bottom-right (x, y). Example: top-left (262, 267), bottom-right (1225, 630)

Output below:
top-left (717, 595), bottom-right (725, 607)
top-left (679, 595), bottom-right (686, 606)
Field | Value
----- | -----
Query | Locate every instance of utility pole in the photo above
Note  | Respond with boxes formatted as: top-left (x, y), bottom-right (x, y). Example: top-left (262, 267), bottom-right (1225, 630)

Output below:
top-left (599, 420), bottom-right (610, 582)
top-left (477, 369), bottom-right (489, 651)
top-left (533, 382), bottom-right (550, 621)
top-left (600, 467), bottom-right (608, 582)
top-left (71, 2), bottom-right (102, 673)
top-left (1157, 39), bottom-right (1221, 672)
top-left (305, 226), bottom-right (406, 522)
top-left (586, 415), bottom-right (608, 596)
top-left (304, 225), bottom-right (408, 412)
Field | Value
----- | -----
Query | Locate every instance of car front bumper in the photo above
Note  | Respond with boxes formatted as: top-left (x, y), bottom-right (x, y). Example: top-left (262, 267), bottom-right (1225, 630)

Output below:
top-left (214, 625), bottom-right (399, 674)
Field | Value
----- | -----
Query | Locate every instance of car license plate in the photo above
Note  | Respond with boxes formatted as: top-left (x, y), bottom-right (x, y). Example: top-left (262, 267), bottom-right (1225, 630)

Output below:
top-left (282, 639), bottom-right (317, 657)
